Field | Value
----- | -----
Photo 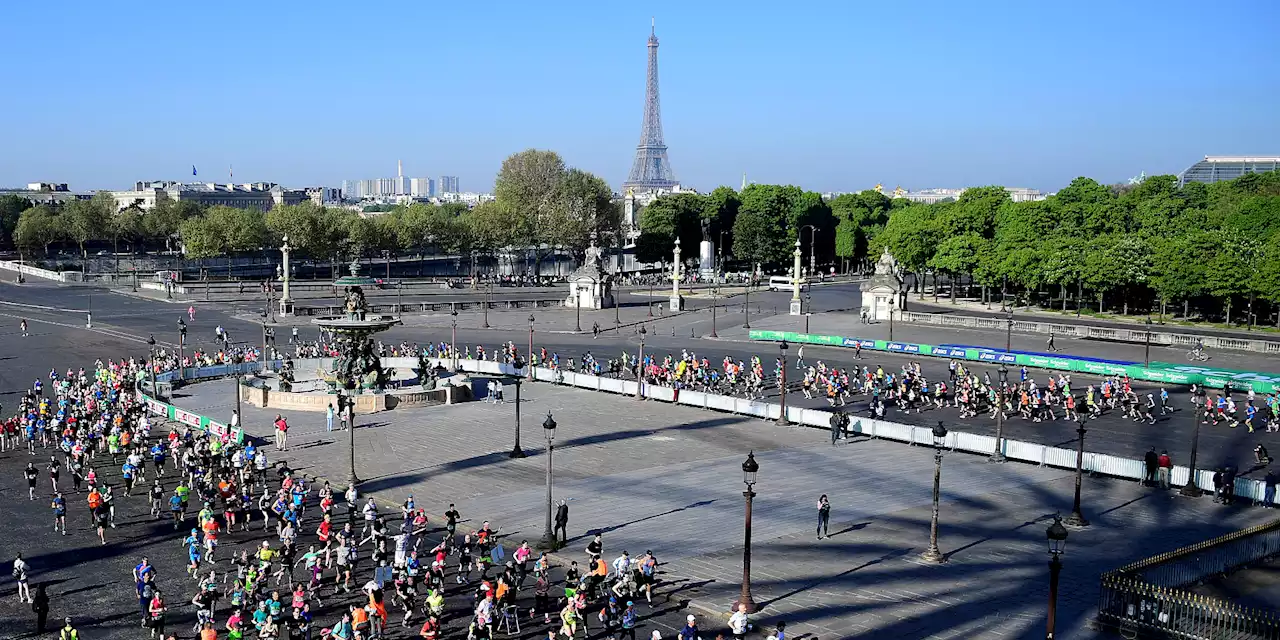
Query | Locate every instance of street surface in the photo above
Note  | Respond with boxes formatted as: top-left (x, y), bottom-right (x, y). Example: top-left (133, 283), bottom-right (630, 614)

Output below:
top-left (0, 279), bottom-right (1277, 639)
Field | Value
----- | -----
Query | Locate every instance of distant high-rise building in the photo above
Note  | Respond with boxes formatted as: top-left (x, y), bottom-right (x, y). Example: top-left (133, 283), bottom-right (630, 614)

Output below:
top-left (438, 176), bottom-right (459, 194)
top-left (410, 177), bottom-right (434, 198)
top-left (622, 19), bottom-right (677, 193)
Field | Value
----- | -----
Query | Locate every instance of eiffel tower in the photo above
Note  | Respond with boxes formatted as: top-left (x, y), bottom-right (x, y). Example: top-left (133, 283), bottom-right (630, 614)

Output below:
top-left (622, 19), bottom-right (677, 192)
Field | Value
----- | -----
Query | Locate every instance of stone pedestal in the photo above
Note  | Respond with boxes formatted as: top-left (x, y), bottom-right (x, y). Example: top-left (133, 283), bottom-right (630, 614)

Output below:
top-left (669, 295), bottom-right (684, 311)
top-left (789, 300), bottom-right (802, 316)
top-left (699, 240), bottom-right (715, 279)
top-left (566, 276), bottom-right (614, 309)
top-left (279, 299), bottom-right (295, 316)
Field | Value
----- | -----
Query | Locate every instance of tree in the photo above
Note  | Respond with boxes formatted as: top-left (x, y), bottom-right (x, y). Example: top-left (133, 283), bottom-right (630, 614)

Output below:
top-left (875, 203), bottom-right (935, 292)
top-left (702, 186), bottom-right (740, 253)
top-left (0, 194), bottom-right (32, 248)
top-left (734, 184), bottom-right (796, 267)
top-left (110, 205), bottom-right (145, 254)
top-left (1205, 229), bottom-right (1260, 325)
top-left (64, 194), bottom-right (112, 257)
top-left (634, 192), bottom-right (704, 264)
top-left (145, 200), bottom-right (203, 251)
top-left (14, 205), bottom-right (61, 256)
top-left (1255, 234), bottom-right (1280, 326)
top-left (929, 233), bottom-right (985, 302)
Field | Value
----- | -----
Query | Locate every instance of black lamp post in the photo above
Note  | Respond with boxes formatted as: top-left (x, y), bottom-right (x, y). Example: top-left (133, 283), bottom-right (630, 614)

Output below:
top-left (992, 365), bottom-right (1009, 463)
top-left (146, 335), bottom-right (158, 399)
top-left (346, 385), bottom-right (358, 488)
top-left (527, 314), bottom-right (535, 381)
top-left (450, 309), bottom-right (458, 370)
top-left (776, 340), bottom-right (791, 426)
top-left (1006, 310), bottom-right (1014, 352)
top-left (483, 283), bottom-right (491, 329)
top-left (1143, 317), bottom-right (1152, 369)
top-left (1064, 418), bottom-right (1090, 528)
top-left (382, 249), bottom-right (391, 281)
top-left (1180, 406), bottom-right (1205, 497)
top-left (396, 281), bottom-right (403, 320)
top-left (1045, 515), bottom-right (1069, 639)
top-left (538, 412), bottom-right (558, 550)
top-left (921, 421), bottom-right (948, 563)
top-left (636, 325), bottom-right (647, 400)
top-left (710, 279), bottom-right (719, 338)
top-left (743, 272), bottom-right (751, 329)
top-left (574, 281), bottom-right (583, 333)
top-left (735, 451), bottom-right (759, 613)
top-left (510, 357), bottom-right (527, 459)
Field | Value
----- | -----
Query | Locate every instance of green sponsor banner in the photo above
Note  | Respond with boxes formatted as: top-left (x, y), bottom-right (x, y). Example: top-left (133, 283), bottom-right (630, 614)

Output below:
top-left (748, 330), bottom-right (1280, 393)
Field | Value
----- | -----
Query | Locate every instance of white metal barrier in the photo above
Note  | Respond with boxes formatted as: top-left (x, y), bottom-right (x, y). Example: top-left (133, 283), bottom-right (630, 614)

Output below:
top-left (438, 362), bottom-right (1271, 505)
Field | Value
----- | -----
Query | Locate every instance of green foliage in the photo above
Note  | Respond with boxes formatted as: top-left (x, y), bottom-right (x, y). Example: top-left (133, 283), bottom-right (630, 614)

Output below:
top-left (0, 195), bottom-right (32, 248)
top-left (14, 205), bottom-right (62, 255)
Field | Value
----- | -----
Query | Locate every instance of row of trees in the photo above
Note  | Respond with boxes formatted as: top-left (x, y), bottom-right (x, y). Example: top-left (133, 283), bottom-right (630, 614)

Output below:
top-left (872, 172), bottom-right (1280, 323)
top-left (4, 150), bottom-right (620, 273)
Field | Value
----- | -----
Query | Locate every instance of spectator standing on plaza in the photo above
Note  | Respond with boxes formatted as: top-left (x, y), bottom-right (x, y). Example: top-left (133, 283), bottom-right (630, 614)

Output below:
top-left (31, 583), bottom-right (50, 633)
top-left (1157, 451), bottom-right (1173, 489)
top-left (554, 500), bottom-right (569, 547)
top-left (1144, 448), bottom-right (1159, 486)
top-left (817, 494), bottom-right (831, 539)
top-left (1264, 471), bottom-right (1277, 508)
top-left (274, 415), bottom-right (289, 451)
top-left (326, 404), bottom-right (335, 432)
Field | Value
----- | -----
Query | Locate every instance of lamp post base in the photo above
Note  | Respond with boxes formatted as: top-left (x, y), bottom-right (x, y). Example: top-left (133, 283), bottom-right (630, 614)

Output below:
top-left (537, 533), bottom-right (559, 552)
top-left (733, 596), bottom-right (758, 614)
top-left (1178, 483), bottom-right (1203, 498)
top-left (989, 453), bottom-right (1006, 463)
top-left (1064, 511), bottom-right (1090, 528)
top-left (919, 546), bottom-right (946, 564)
top-left (509, 446), bottom-right (527, 459)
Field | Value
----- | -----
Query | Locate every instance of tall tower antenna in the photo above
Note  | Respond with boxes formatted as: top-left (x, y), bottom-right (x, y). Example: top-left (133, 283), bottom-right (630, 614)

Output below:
top-left (622, 19), bottom-right (677, 192)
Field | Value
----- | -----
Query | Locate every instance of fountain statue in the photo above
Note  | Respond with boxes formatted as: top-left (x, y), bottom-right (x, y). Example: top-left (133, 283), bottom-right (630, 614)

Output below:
top-left (312, 259), bottom-right (402, 394)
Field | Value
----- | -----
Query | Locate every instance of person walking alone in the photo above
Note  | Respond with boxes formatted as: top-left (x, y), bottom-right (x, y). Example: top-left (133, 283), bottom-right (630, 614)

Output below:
top-left (32, 583), bottom-right (50, 633)
top-left (816, 494), bottom-right (831, 540)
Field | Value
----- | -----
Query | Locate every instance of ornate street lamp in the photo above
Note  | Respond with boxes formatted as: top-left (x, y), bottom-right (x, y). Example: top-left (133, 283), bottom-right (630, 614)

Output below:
top-left (921, 421), bottom-right (948, 563)
top-left (527, 314), bottom-right (535, 381)
top-left (538, 412), bottom-right (558, 550)
top-left (735, 451), bottom-right (759, 613)
top-left (1180, 405), bottom-right (1205, 498)
top-left (992, 365), bottom-right (1009, 463)
top-left (776, 340), bottom-right (791, 426)
top-left (636, 325), bottom-right (647, 400)
top-left (510, 357), bottom-right (527, 459)
top-left (1065, 418), bottom-right (1091, 528)
top-left (450, 309), bottom-right (459, 370)
top-left (1045, 515), bottom-right (1069, 639)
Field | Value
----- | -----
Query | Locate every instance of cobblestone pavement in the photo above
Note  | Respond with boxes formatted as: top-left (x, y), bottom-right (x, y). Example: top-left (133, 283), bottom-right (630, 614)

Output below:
top-left (173, 379), bottom-right (1277, 639)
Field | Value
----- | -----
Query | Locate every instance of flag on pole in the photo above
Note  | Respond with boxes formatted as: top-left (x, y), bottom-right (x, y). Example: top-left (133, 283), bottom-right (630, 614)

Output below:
top-left (230, 165), bottom-right (233, 179)
top-left (192, 165), bottom-right (198, 176)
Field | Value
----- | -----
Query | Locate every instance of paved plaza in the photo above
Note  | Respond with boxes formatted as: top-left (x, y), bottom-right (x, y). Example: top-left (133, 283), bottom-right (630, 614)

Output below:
top-left (1, 280), bottom-right (1279, 639)
top-left (173, 377), bottom-right (1278, 639)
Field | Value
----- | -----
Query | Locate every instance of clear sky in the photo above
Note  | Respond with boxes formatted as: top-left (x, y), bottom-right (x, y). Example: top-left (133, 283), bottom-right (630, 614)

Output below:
top-left (3, 0), bottom-right (1278, 194)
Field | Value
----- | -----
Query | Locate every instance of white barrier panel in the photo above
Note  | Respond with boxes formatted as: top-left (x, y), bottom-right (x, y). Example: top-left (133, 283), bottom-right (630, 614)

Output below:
top-left (1089, 453), bottom-right (1144, 481)
top-left (1005, 439), bottom-right (1047, 465)
top-left (570, 373), bottom-right (601, 391)
top-left (799, 408), bottom-right (830, 429)
top-left (953, 431), bottom-right (996, 455)
top-left (873, 421), bottom-right (914, 443)
top-left (1043, 446), bottom-right (1078, 469)
top-left (786, 406), bottom-right (805, 424)
top-left (706, 393), bottom-right (736, 413)
top-left (620, 380), bottom-right (639, 396)
top-left (677, 389), bottom-right (707, 408)
top-left (599, 377), bottom-right (626, 394)
top-left (647, 385), bottom-right (675, 402)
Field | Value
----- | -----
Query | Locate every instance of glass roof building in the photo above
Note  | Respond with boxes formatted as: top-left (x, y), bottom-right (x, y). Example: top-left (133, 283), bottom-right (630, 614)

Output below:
top-left (1177, 156), bottom-right (1280, 187)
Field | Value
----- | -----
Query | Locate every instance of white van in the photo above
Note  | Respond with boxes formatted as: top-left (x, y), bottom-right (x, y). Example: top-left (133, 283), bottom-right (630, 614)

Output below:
top-left (767, 276), bottom-right (807, 292)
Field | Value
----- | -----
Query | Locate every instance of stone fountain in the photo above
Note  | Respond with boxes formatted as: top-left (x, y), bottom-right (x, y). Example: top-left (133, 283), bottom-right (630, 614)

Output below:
top-left (313, 259), bottom-right (402, 394)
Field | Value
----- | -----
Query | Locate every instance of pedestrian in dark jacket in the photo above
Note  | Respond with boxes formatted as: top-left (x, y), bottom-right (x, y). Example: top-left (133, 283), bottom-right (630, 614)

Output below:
top-left (32, 584), bottom-right (50, 633)
top-left (1144, 448), bottom-right (1159, 486)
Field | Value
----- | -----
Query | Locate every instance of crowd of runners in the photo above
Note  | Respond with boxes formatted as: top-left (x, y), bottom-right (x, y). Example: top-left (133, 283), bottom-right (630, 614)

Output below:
top-left (4, 347), bottom-right (770, 640)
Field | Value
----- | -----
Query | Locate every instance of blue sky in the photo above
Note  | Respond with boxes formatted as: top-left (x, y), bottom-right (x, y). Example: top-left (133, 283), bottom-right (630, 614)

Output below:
top-left (2, 0), bottom-right (1278, 194)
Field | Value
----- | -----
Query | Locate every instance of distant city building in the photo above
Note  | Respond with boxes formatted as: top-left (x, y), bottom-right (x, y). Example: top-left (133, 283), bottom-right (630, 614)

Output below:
top-left (306, 187), bottom-right (343, 206)
top-left (111, 181), bottom-right (305, 211)
top-left (435, 191), bottom-right (492, 207)
top-left (409, 177), bottom-right (435, 197)
top-left (1177, 156), bottom-right (1280, 186)
top-left (437, 176), bottom-right (459, 194)
top-left (0, 182), bottom-right (89, 205)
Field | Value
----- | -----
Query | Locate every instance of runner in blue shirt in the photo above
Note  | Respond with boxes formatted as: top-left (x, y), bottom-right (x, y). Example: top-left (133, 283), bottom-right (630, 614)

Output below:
top-left (51, 492), bottom-right (67, 535)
